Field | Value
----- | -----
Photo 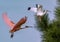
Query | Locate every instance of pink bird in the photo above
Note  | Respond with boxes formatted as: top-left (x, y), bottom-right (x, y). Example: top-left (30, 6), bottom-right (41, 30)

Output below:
top-left (2, 12), bottom-right (31, 38)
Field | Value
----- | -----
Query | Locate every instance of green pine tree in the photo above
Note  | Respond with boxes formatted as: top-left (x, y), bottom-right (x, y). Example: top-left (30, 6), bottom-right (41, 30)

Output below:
top-left (35, 0), bottom-right (60, 42)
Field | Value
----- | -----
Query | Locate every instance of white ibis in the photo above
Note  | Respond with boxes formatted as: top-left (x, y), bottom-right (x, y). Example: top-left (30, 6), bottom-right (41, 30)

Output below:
top-left (2, 12), bottom-right (32, 38)
top-left (28, 4), bottom-right (51, 21)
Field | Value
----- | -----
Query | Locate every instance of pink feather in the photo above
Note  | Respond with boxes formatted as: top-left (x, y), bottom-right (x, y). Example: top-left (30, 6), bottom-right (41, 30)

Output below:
top-left (2, 13), bottom-right (15, 28)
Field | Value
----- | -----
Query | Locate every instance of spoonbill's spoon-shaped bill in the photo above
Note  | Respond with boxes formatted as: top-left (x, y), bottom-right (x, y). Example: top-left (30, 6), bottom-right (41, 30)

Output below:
top-left (2, 13), bottom-right (15, 29)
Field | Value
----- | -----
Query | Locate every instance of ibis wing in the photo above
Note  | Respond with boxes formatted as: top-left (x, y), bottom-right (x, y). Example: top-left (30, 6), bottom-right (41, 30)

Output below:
top-left (2, 13), bottom-right (15, 28)
top-left (30, 7), bottom-right (37, 12)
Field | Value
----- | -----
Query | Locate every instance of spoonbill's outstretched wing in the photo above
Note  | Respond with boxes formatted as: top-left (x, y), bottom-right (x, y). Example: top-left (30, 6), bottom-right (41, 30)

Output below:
top-left (28, 7), bottom-right (37, 12)
top-left (2, 13), bottom-right (15, 28)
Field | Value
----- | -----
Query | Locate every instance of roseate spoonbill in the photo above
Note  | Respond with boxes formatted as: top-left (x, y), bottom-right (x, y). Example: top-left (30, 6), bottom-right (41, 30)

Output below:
top-left (2, 13), bottom-right (32, 38)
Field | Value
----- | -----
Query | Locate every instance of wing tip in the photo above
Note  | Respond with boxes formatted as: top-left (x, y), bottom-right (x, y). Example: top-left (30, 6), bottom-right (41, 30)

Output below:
top-left (2, 12), bottom-right (7, 15)
top-left (2, 12), bottom-right (8, 18)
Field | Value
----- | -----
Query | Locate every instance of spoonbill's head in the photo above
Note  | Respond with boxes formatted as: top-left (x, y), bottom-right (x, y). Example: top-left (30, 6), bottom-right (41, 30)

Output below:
top-left (36, 4), bottom-right (42, 8)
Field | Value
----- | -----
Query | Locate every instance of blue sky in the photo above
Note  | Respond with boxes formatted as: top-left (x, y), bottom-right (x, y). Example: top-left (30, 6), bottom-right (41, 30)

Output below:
top-left (0, 0), bottom-right (56, 42)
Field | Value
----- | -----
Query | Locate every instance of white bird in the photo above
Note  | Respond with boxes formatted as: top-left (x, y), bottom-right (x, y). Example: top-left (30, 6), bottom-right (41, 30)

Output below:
top-left (28, 4), bottom-right (51, 21)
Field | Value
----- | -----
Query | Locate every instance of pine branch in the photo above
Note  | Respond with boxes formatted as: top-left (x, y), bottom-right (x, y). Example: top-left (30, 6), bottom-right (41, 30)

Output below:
top-left (35, 14), bottom-right (49, 31)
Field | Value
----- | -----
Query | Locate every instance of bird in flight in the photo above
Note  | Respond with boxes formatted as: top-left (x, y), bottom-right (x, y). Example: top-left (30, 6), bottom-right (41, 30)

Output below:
top-left (28, 4), bottom-right (51, 21)
top-left (2, 12), bottom-right (32, 38)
